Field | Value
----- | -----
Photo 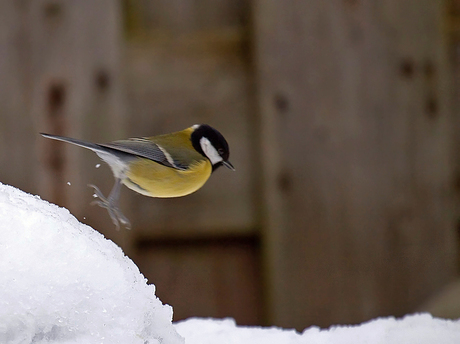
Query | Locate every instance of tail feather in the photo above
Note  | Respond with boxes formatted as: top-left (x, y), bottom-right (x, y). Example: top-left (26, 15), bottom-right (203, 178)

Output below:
top-left (41, 133), bottom-right (131, 179)
top-left (40, 133), bottom-right (105, 153)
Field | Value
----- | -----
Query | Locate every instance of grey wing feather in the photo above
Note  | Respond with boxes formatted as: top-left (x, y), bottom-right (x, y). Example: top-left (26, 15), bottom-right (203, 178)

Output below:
top-left (41, 134), bottom-right (187, 170)
top-left (99, 138), bottom-right (187, 170)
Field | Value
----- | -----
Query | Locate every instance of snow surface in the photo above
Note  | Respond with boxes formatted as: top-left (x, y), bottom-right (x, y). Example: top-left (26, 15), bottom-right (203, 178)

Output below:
top-left (175, 315), bottom-right (460, 344)
top-left (0, 183), bottom-right (183, 344)
top-left (1, 182), bottom-right (460, 344)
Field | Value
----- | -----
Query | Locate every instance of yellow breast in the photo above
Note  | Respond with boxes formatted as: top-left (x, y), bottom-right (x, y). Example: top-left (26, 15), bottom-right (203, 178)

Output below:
top-left (123, 158), bottom-right (212, 198)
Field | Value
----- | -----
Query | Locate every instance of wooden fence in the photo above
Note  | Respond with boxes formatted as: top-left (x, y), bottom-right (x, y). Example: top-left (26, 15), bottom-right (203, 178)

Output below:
top-left (0, 0), bottom-right (458, 330)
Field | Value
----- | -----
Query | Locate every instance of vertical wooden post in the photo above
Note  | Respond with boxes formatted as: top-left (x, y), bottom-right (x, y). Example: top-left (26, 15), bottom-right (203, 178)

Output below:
top-left (0, 1), bottom-right (127, 245)
top-left (0, 1), bottom-right (35, 194)
top-left (255, 0), bottom-right (457, 329)
top-left (448, 0), bottom-right (460, 226)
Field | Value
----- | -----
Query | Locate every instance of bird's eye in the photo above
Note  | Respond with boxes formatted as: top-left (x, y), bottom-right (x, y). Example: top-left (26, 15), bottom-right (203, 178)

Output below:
top-left (217, 148), bottom-right (225, 155)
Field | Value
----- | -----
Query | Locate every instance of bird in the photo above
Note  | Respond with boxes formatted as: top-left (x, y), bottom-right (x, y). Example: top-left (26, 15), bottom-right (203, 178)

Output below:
top-left (41, 124), bottom-right (234, 229)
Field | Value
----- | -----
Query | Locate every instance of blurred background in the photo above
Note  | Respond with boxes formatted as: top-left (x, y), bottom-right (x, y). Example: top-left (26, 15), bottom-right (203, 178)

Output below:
top-left (1, 0), bottom-right (460, 331)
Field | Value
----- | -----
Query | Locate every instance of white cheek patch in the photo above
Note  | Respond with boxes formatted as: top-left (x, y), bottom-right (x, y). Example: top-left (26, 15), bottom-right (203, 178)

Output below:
top-left (200, 137), bottom-right (223, 165)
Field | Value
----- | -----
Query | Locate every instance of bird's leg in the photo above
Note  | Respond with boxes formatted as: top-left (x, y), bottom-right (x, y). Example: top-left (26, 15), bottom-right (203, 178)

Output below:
top-left (88, 179), bottom-right (131, 230)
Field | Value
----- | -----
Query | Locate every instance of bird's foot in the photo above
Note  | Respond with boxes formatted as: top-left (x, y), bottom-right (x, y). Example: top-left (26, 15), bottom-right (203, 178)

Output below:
top-left (88, 184), bottom-right (131, 230)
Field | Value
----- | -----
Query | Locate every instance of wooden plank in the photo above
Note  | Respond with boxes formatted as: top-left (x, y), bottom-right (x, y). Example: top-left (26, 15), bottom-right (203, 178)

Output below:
top-left (133, 236), bottom-right (263, 325)
top-left (123, 32), bottom-right (257, 237)
top-left (124, 0), bottom-right (249, 36)
top-left (0, 0), bottom-right (128, 246)
top-left (0, 2), bottom-right (35, 195)
top-left (120, 0), bottom-right (257, 237)
top-left (255, 0), bottom-right (457, 329)
top-left (449, 0), bottom-right (460, 228)
top-left (121, 0), bottom-right (262, 326)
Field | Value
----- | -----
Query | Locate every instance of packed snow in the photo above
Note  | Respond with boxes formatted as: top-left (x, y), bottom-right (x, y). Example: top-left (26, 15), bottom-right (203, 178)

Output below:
top-left (1, 182), bottom-right (460, 344)
top-left (0, 183), bottom-right (183, 344)
top-left (175, 315), bottom-right (460, 344)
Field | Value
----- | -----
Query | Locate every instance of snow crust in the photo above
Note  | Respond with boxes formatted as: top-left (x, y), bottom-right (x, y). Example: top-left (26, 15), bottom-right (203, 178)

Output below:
top-left (0, 183), bottom-right (183, 344)
top-left (175, 314), bottom-right (460, 344)
top-left (2, 182), bottom-right (460, 344)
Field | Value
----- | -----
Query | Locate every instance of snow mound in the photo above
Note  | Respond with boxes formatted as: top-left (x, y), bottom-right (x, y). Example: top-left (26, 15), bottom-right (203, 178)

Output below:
top-left (0, 183), bottom-right (184, 344)
top-left (175, 314), bottom-right (460, 344)
top-left (2, 182), bottom-right (460, 344)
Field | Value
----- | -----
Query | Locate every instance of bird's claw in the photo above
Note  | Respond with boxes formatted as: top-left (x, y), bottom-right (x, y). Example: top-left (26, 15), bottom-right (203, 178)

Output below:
top-left (88, 184), bottom-right (131, 230)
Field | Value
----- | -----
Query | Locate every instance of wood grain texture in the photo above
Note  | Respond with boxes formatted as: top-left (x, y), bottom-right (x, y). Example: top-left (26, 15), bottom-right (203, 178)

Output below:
top-left (0, 0), bottom-right (128, 245)
top-left (254, 0), bottom-right (457, 329)
top-left (123, 32), bottom-right (257, 237)
top-left (121, 0), bottom-right (261, 325)
top-left (449, 0), bottom-right (460, 235)
top-left (0, 1), bottom-right (36, 195)
top-left (133, 236), bottom-right (263, 325)
top-left (124, 0), bottom-right (249, 36)
top-left (1, 0), bottom-right (457, 330)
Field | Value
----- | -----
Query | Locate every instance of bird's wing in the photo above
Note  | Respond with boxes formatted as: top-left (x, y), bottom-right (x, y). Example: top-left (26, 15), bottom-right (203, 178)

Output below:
top-left (99, 138), bottom-right (188, 171)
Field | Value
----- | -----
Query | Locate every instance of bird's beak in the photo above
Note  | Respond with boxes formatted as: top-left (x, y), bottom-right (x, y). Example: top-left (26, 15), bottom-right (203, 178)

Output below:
top-left (223, 160), bottom-right (235, 171)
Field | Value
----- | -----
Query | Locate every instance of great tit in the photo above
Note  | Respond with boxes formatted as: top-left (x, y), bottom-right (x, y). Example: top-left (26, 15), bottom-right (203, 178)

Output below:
top-left (41, 124), bottom-right (234, 229)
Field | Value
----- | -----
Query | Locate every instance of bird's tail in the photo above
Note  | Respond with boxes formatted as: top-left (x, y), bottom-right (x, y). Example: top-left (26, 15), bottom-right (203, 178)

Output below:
top-left (40, 133), bottom-right (105, 153)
